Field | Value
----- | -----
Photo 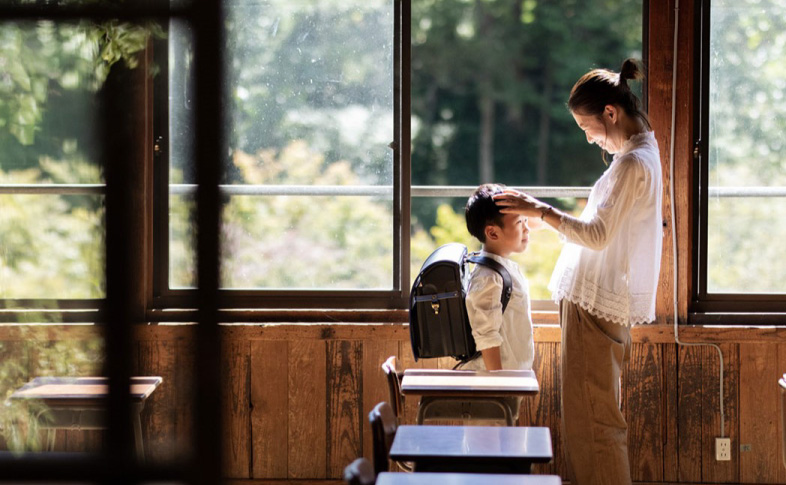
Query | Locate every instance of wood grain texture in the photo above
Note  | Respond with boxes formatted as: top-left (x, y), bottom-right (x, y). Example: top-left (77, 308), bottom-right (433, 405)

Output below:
top-left (326, 340), bottom-right (363, 478)
top-left (223, 337), bottom-right (251, 478)
top-left (4, 324), bottom-right (786, 484)
top-left (672, 0), bottom-right (696, 322)
top-left (701, 343), bottom-right (737, 484)
top-left (739, 343), bottom-right (785, 483)
top-left (135, 337), bottom-right (178, 463)
top-left (251, 340), bottom-right (288, 479)
top-left (288, 339), bottom-right (327, 479)
top-left (397, 340), bottom-right (428, 426)
top-left (663, 344), bottom-right (680, 483)
top-left (524, 341), bottom-right (564, 477)
top-left (648, 0), bottom-right (676, 325)
top-left (173, 334), bottom-right (196, 459)
top-left (625, 342), bottom-right (665, 483)
top-left (361, 340), bottom-right (398, 461)
top-left (677, 344), bottom-right (703, 482)
top-left (777, 343), bottom-right (786, 484)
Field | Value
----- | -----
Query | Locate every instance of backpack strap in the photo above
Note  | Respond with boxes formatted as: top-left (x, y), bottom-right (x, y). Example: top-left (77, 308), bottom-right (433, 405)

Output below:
top-left (467, 254), bottom-right (513, 314)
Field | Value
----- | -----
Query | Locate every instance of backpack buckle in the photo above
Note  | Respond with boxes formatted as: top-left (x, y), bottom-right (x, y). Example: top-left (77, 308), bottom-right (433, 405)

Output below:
top-left (431, 297), bottom-right (440, 314)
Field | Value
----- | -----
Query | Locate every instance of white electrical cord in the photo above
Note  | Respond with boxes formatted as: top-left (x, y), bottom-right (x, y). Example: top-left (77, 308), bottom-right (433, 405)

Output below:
top-left (669, 0), bottom-right (726, 438)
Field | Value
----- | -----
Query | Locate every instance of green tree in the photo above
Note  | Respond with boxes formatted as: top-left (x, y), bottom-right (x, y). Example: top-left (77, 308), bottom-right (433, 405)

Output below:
top-left (411, 0), bottom-right (642, 227)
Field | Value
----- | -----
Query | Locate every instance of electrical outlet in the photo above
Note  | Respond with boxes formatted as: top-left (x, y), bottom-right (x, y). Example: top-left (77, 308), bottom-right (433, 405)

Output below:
top-left (716, 437), bottom-right (731, 461)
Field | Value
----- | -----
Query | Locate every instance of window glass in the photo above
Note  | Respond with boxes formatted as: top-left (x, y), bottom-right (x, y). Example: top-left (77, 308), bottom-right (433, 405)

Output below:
top-left (168, 0), bottom-right (395, 290)
top-left (707, 0), bottom-right (786, 293)
top-left (410, 0), bottom-right (643, 297)
top-left (0, 21), bottom-right (111, 299)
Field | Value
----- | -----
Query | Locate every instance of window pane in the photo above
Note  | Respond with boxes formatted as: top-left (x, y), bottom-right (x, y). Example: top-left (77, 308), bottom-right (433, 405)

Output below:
top-left (0, 21), bottom-right (109, 300)
top-left (167, 20), bottom-right (197, 289)
top-left (708, 0), bottom-right (786, 293)
top-left (411, 196), bottom-right (585, 300)
top-left (410, 0), bottom-right (642, 299)
top-left (226, 0), bottom-right (394, 290)
top-left (0, 194), bottom-right (104, 299)
top-left (168, 0), bottom-right (396, 291)
top-left (225, 195), bottom-right (393, 289)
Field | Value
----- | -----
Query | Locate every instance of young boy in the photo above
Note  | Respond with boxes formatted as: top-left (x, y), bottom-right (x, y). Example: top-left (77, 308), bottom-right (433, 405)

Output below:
top-left (460, 183), bottom-right (535, 372)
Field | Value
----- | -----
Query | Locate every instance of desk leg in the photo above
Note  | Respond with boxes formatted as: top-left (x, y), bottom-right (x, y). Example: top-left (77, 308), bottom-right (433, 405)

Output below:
top-left (46, 429), bottom-right (56, 452)
top-left (416, 398), bottom-right (426, 425)
top-left (133, 403), bottom-right (145, 461)
top-left (417, 397), bottom-right (515, 426)
top-left (502, 404), bottom-right (514, 426)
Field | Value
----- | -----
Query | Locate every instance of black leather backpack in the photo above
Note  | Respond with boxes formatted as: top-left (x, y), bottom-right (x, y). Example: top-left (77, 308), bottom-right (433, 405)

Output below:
top-left (409, 243), bottom-right (512, 363)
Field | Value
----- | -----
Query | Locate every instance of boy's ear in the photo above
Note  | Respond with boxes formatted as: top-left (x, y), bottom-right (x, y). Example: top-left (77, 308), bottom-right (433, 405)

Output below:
top-left (484, 224), bottom-right (499, 241)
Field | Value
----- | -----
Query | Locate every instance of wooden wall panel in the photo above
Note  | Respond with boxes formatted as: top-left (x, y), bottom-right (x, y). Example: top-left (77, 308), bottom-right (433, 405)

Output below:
top-left (326, 340), bottom-right (362, 478)
top-left (288, 339), bottom-right (327, 479)
top-left (739, 343), bottom-right (786, 484)
top-left (625, 342), bottom-right (665, 483)
top-left (701, 344), bottom-right (738, 484)
top-left (5, 325), bottom-right (786, 484)
top-left (778, 343), bottom-right (786, 484)
top-left (523, 342), bottom-right (564, 477)
top-left (173, 335), bottom-right (196, 459)
top-left (136, 337), bottom-right (179, 463)
top-left (361, 340), bottom-right (398, 461)
top-left (223, 338), bottom-right (251, 478)
top-left (677, 345), bottom-right (704, 482)
top-left (397, 341), bottom-right (428, 426)
top-left (251, 340), bottom-right (288, 479)
top-left (663, 343), bottom-right (680, 483)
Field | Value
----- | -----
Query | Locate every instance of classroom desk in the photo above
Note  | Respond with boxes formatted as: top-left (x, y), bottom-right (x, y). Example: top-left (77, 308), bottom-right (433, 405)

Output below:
top-left (10, 376), bottom-right (162, 459)
top-left (376, 472), bottom-right (563, 485)
top-left (401, 369), bottom-right (539, 425)
top-left (389, 424), bottom-right (552, 474)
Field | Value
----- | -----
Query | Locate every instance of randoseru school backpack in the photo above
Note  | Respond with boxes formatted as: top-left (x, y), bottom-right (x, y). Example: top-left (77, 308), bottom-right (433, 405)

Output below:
top-left (409, 242), bottom-right (512, 363)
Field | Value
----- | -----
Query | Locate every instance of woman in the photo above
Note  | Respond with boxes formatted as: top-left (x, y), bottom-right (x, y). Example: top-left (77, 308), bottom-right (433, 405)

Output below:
top-left (494, 58), bottom-right (662, 485)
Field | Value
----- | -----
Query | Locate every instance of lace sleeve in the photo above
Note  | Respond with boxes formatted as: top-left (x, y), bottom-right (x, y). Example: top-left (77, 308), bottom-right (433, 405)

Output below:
top-left (559, 156), bottom-right (648, 250)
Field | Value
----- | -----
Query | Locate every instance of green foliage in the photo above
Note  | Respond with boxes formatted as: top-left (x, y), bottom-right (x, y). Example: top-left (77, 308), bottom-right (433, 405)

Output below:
top-left (171, 140), bottom-right (395, 289)
top-left (411, 203), bottom-right (565, 299)
top-left (0, 20), bottom-right (159, 148)
top-left (0, 325), bottom-right (103, 453)
top-left (410, 0), bottom-right (642, 227)
top-left (0, 166), bottom-right (104, 299)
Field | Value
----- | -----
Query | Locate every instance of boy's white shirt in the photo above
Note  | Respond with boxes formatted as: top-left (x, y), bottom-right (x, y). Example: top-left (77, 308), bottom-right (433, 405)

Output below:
top-left (459, 250), bottom-right (535, 371)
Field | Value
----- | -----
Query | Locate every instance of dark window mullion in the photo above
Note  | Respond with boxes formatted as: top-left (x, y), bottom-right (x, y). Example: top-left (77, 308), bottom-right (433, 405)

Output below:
top-left (191, 1), bottom-right (224, 484)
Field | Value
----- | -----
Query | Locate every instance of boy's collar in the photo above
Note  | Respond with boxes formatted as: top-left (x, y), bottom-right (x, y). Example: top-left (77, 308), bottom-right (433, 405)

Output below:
top-left (479, 249), bottom-right (512, 265)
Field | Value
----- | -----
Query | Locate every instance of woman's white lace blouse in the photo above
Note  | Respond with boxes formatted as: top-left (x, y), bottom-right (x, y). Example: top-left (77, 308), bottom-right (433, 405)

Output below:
top-left (548, 131), bottom-right (663, 326)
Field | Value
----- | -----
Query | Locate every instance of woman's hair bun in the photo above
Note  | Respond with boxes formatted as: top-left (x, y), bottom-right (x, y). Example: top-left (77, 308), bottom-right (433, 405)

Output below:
top-left (620, 58), bottom-right (645, 82)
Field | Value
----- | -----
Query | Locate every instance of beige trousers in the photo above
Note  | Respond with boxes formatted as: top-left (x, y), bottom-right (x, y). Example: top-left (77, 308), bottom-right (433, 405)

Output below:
top-left (560, 300), bottom-right (632, 485)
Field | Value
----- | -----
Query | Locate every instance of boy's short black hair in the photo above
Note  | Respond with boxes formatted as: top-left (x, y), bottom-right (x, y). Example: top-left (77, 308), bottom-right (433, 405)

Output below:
top-left (465, 183), bottom-right (507, 243)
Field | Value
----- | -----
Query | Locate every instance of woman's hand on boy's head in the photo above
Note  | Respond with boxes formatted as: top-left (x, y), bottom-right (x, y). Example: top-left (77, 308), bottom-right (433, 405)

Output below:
top-left (493, 190), bottom-right (542, 217)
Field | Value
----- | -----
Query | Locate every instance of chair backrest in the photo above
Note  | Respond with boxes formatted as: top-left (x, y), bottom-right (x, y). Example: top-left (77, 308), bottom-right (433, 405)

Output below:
top-left (343, 457), bottom-right (376, 485)
top-left (381, 356), bottom-right (403, 418)
top-left (368, 401), bottom-right (397, 476)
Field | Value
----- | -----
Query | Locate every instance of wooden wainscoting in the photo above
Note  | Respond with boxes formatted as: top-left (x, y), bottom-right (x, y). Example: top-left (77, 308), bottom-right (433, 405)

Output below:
top-left (1, 323), bottom-right (786, 484)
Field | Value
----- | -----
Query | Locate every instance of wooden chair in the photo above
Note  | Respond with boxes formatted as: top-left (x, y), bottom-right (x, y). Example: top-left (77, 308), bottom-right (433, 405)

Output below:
top-left (381, 356), bottom-right (404, 420)
top-left (368, 401), bottom-right (399, 475)
top-left (343, 457), bottom-right (376, 485)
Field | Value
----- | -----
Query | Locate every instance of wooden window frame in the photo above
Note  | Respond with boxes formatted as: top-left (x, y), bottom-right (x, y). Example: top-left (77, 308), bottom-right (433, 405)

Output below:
top-left (690, 0), bottom-right (786, 324)
top-left (0, 2), bottom-right (222, 484)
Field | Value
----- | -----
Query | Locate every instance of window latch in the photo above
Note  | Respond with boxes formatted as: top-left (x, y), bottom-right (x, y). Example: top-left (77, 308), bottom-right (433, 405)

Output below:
top-left (154, 136), bottom-right (164, 158)
top-left (693, 140), bottom-right (702, 160)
